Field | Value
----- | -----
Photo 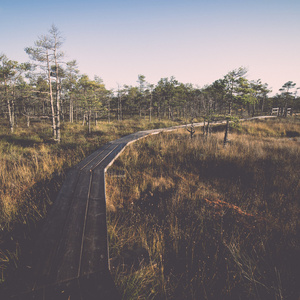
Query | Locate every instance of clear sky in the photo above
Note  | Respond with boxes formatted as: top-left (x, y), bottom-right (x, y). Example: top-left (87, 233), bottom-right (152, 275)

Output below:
top-left (1, 0), bottom-right (299, 94)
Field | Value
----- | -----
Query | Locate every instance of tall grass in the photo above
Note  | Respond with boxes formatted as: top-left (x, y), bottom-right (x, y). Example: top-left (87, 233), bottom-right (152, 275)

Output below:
top-left (0, 117), bottom-right (182, 286)
top-left (106, 117), bottom-right (300, 299)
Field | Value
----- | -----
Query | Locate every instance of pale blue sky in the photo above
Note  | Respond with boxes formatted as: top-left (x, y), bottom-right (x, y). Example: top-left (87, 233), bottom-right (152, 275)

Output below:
top-left (1, 0), bottom-right (299, 94)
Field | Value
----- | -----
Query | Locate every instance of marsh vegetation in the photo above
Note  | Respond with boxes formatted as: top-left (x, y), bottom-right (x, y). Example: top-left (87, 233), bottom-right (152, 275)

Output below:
top-left (0, 117), bottom-right (180, 286)
top-left (106, 117), bottom-right (300, 299)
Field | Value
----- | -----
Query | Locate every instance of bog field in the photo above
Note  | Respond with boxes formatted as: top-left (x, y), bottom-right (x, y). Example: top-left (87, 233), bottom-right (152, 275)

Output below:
top-left (106, 117), bottom-right (300, 299)
top-left (0, 118), bottom-right (179, 289)
top-left (0, 116), bottom-right (299, 299)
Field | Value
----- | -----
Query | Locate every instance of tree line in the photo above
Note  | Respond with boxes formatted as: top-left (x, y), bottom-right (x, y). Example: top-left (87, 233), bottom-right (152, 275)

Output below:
top-left (1, 25), bottom-right (299, 142)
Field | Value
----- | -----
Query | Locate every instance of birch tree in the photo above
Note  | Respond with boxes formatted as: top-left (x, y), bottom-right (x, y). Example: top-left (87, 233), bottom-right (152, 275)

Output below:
top-left (25, 25), bottom-right (64, 142)
top-left (49, 25), bottom-right (64, 141)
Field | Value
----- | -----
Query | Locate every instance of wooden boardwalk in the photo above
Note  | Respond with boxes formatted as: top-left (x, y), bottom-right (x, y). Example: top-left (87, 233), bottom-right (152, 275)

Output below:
top-left (11, 129), bottom-right (174, 299)
top-left (11, 117), bottom-right (275, 299)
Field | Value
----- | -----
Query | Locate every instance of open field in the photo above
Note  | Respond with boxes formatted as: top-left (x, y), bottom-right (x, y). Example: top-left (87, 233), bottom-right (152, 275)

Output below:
top-left (106, 117), bottom-right (300, 299)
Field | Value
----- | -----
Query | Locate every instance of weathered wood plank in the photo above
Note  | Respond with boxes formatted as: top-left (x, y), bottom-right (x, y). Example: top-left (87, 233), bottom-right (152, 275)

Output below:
top-left (75, 144), bottom-right (110, 171)
top-left (85, 144), bottom-right (123, 172)
top-left (30, 168), bottom-right (81, 288)
top-left (79, 170), bottom-right (108, 277)
top-left (98, 143), bottom-right (127, 169)
top-left (80, 199), bottom-right (108, 276)
top-left (53, 171), bottom-right (93, 283)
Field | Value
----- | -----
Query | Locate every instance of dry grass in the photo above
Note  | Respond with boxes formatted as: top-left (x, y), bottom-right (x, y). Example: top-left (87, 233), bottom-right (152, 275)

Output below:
top-left (106, 117), bottom-right (300, 299)
top-left (0, 117), bottom-right (181, 285)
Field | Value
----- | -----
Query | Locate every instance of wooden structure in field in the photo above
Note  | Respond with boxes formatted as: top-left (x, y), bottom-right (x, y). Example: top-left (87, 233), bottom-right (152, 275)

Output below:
top-left (271, 107), bottom-right (292, 116)
top-left (11, 129), bottom-right (171, 299)
top-left (271, 107), bottom-right (280, 116)
top-left (11, 117), bottom-right (276, 299)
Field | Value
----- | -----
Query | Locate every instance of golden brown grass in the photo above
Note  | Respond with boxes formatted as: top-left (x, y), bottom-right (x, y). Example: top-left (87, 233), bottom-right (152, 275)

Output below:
top-left (106, 117), bottom-right (300, 299)
top-left (0, 117), bottom-right (181, 285)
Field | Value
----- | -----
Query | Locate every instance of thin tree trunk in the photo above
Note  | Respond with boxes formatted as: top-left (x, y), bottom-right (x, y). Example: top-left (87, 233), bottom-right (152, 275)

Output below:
top-left (108, 99), bottom-right (111, 122)
top-left (69, 96), bottom-right (73, 123)
top-left (158, 102), bottom-right (161, 120)
top-left (88, 110), bottom-right (91, 134)
top-left (47, 50), bottom-right (56, 140)
top-left (206, 119), bottom-right (210, 136)
top-left (284, 99), bottom-right (288, 117)
top-left (7, 99), bottom-right (14, 133)
top-left (118, 93), bottom-right (121, 121)
top-left (11, 86), bottom-right (15, 130)
top-left (157, 99), bottom-right (160, 119)
top-left (139, 96), bottom-right (142, 119)
top-left (120, 96), bottom-right (122, 121)
top-left (252, 102), bottom-right (255, 117)
top-left (55, 49), bottom-right (61, 142)
top-left (149, 92), bottom-right (152, 122)
top-left (261, 97), bottom-right (265, 113)
top-left (4, 76), bottom-right (14, 133)
top-left (224, 119), bottom-right (229, 147)
top-left (82, 113), bottom-right (86, 126)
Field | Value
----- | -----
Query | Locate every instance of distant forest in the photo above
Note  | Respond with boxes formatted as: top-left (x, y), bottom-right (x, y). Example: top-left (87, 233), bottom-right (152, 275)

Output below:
top-left (1, 25), bottom-right (299, 142)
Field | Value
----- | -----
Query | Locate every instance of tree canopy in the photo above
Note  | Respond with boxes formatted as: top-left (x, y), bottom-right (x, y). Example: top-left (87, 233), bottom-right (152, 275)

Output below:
top-left (1, 26), bottom-right (299, 141)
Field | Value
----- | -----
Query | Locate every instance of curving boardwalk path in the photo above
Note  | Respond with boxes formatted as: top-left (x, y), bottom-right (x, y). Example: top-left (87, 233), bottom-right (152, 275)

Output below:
top-left (13, 116), bottom-right (275, 299)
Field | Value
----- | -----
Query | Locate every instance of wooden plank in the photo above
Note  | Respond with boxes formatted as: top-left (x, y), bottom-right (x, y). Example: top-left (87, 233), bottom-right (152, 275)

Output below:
top-left (79, 170), bottom-right (108, 276)
top-left (75, 144), bottom-right (110, 171)
top-left (97, 143), bottom-right (127, 169)
top-left (85, 144), bottom-right (122, 172)
top-left (14, 271), bottom-right (120, 300)
top-left (52, 171), bottom-right (93, 283)
top-left (29, 168), bottom-right (81, 288)
top-left (78, 148), bottom-right (113, 172)
top-left (43, 278), bottom-right (81, 300)
top-left (79, 199), bottom-right (108, 276)
top-left (78, 270), bottom-right (120, 299)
